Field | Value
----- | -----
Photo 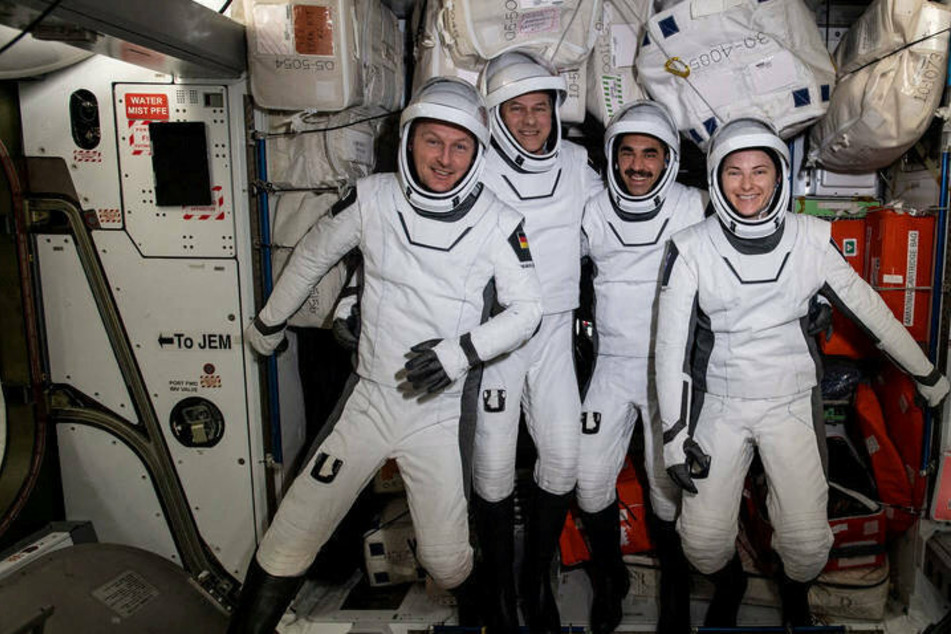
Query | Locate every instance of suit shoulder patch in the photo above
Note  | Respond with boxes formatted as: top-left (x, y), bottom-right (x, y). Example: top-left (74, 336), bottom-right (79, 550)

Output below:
top-left (507, 222), bottom-right (534, 265)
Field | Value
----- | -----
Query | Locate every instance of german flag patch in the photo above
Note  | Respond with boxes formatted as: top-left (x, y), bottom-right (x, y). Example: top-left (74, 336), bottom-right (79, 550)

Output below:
top-left (507, 223), bottom-right (534, 266)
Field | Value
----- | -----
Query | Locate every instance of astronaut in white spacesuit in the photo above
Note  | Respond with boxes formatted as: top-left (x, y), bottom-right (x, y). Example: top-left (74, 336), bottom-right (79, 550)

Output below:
top-left (655, 118), bottom-right (950, 627)
top-left (230, 77), bottom-right (543, 634)
top-left (472, 50), bottom-right (602, 634)
top-left (578, 100), bottom-right (705, 634)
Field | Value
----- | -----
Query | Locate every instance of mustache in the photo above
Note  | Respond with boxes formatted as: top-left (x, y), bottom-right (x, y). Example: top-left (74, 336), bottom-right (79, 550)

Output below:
top-left (624, 168), bottom-right (654, 179)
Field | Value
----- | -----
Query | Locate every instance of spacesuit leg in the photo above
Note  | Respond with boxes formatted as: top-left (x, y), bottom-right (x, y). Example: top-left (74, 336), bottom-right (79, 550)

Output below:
top-left (681, 396), bottom-right (750, 628)
top-left (230, 379), bottom-right (388, 634)
top-left (395, 392), bottom-right (474, 591)
top-left (755, 390), bottom-right (832, 583)
top-left (521, 312), bottom-right (581, 633)
top-left (642, 359), bottom-right (690, 634)
top-left (577, 356), bottom-right (636, 515)
top-left (685, 393), bottom-right (752, 629)
top-left (677, 393), bottom-right (754, 575)
top-left (524, 311), bottom-right (582, 496)
top-left (472, 340), bottom-right (531, 503)
top-left (577, 356), bottom-right (636, 634)
top-left (472, 337), bottom-right (531, 629)
top-left (643, 358), bottom-right (682, 524)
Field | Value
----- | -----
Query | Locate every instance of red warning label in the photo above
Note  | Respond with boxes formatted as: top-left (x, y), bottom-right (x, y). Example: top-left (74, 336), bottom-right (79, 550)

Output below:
top-left (125, 93), bottom-right (169, 120)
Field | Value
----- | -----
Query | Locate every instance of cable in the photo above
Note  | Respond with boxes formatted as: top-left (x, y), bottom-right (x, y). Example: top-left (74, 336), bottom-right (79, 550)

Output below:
top-left (0, 0), bottom-right (66, 57)
top-left (219, 0), bottom-right (232, 13)
top-left (842, 26), bottom-right (951, 79)
top-left (257, 111), bottom-right (399, 139)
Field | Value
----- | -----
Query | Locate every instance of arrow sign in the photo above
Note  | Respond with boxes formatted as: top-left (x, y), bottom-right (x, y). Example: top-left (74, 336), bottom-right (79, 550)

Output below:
top-left (158, 334), bottom-right (174, 347)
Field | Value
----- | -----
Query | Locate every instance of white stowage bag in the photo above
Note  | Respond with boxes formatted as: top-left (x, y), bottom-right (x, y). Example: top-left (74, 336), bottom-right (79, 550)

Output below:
top-left (437, 0), bottom-right (603, 72)
top-left (411, 0), bottom-right (587, 123)
top-left (411, 0), bottom-right (482, 94)
top-left (267, 107), bottom-right (384, 189)
top-left (586, 0), bottom-right (652, 124)
top-left (808, 0), bottom-right (950, 173)
top-left (635, 0), bottom-right (835, 149)
top-left (561, 65), bottom-right (588, 124)
top-left (271, 192), bottom-right (350, 328)
top-left (239, 0), bottom-right (403, 112)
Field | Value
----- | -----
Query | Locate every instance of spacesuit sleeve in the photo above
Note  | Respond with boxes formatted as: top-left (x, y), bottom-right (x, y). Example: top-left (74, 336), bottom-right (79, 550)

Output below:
top-left (464, 221), bottom-right (543, 364)
top-left (654, 238), bottom-right (701, 468)
top-left (257, 193), bottom-right (362, 327)
top-left (820, 240), bottom-right (936, 380)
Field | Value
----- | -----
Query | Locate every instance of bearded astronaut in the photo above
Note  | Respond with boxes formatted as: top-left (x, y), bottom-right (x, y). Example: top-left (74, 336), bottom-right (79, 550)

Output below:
top-left (472, 50), bottom-right (603, 633)
top-left (578, 100), bottom-right (705, 634)
top-left (231, 78), bottom-right (543, 634)
top-left (655, 118), bottom-right (950, 627)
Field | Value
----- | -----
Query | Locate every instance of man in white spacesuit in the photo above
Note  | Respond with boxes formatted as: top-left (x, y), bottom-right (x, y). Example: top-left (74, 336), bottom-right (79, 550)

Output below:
top-left (578, 100), bottom-right (705, 634)
top-left (473, 50), bottom-right (602, 634)
top-left (655, 118), bottom-right (950, 627)
top-left (230, 77), bottom-right (543, 634)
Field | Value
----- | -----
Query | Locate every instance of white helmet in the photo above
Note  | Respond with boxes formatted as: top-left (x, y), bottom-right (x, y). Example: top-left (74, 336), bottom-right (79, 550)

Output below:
top-left (397, 77), bottom-right (491, 214)
top-left (480, 50), bottom-right (566, 173)
top-left (707, 118), bottom-right (790, 240)
top-left (604, 100), bottom-right (680, 216)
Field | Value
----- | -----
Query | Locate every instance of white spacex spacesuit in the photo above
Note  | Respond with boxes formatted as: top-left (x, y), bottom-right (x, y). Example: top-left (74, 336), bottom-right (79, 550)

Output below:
top-left (578, 102), bottom-right (705, 520)
top-left (474, 55), bottom-right (602, 504)
top-left (655, 119), bottom-right (949, 592)
top-left (579, 100), bottom-right (704, 634)
top-left (239, 78), bottom-right (542, 622)
top-left (471, 51), bottom-right (601, 634)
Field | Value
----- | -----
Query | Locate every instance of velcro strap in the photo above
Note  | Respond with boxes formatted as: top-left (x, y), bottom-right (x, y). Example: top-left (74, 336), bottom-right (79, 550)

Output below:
top-left (916, 368), bottom-right (942, 387)
top-left (460, 333), bottom-right (482, 367)
top-left (663, 419), bottom-right (685, 444)
top-left (254, 316), bottom-right (286, 336)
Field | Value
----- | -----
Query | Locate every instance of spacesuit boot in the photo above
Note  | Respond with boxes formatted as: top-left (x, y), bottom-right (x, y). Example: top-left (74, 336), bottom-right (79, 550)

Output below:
top-left (651, 518), bottom-right (691, 634)
top-left (703, 552), bottom-right (747, 627)
top-left (778, 570), bottom-right (813, 627)
top-left (582, 502), bottom-right (630, 634)
top-left (521, 489), bottom-right (571, 634)
top-left (451, 575), bottom-right (483, 627)
top-left (472, 493), bottom-right (519, 633)
top-left (226, 558), bottom-right (304, 634)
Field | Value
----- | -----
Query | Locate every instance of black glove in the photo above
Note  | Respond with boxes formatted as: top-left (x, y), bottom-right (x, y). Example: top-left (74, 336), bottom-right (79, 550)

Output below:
top-left (404, 339), bottom-right (452, 394)
top-left (666, 438), bottom-right (711, 494)
top-left (806, 295), bottom-right (833, 342)
top-left (332, 304), bottom-right (360, 351)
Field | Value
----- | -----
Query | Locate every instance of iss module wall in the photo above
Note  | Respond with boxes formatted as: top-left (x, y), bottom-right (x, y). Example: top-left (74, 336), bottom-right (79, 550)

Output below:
top-left (17, 54), bottom-right (268, 584)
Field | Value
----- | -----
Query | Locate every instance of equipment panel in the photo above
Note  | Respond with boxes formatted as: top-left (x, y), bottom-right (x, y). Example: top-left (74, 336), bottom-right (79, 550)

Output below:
top-left (114, 84), bottom-right (236, 258)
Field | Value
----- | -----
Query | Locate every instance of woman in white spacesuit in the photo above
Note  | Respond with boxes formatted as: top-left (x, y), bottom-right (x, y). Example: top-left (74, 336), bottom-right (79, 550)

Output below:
top-left (578, 100), bottom-right (705, 634)
top-left (473, 50), bottom-right (602, 634)
top-left (230, 77), bottom-right (543, 634)
top-left (655, 118), bottom-right (950, 627)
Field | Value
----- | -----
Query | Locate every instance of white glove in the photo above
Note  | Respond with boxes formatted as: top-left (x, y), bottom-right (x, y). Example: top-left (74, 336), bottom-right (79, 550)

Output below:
top-left (917, 371), bottom-right (951, 408)
top-left (244, 316), bottom-right (286, 356)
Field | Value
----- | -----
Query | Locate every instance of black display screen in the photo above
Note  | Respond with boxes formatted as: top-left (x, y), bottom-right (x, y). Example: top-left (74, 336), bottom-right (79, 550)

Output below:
top-left (149, 121), bottom-right (212, 207)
